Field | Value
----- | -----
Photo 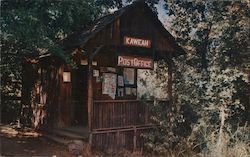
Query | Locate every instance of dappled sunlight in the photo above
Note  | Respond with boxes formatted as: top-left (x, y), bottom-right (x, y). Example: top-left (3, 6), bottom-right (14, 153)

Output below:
top-left (137, 62), bottom-right (169, 100)
top-left (0, 126), bottom-right (19, 137)
top-left (0, 125), bottom-right (41, 138)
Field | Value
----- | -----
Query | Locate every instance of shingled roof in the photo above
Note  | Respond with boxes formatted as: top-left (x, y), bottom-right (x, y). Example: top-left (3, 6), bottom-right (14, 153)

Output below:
top-left (61, 1), bottom-right (185, 56)
top-left (61, 3), bottom-right (131, 49)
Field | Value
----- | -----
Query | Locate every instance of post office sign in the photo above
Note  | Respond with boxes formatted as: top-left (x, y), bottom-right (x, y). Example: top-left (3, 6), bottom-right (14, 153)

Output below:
top-left (118, 55), bottom-right (153, 69)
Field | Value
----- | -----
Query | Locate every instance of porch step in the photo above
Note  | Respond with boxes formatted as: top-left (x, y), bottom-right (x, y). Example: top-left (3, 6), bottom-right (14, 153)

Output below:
top-left (59, 127), bottom-right (89, 136)
top-left (52, 129), bottom-right (88, 141)
top-left (43, 134), bottom-right (69, 146)
top-left (42, 126), bottom-right (89, 146)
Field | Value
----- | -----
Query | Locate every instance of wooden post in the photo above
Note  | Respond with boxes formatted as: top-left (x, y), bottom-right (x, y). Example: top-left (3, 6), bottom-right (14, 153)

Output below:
top-left (116, 131), bottom-right (120, 151)
top-left (133, 126), bottom-right (137, 152)
top-left (167, 53), bottom-right (173, 105)
top-left (87, 58), bottom-right (94, 149)
top-left (87, 60), bottom-right (93, 132)
top-left (86, 46), bottom-right (103, 147)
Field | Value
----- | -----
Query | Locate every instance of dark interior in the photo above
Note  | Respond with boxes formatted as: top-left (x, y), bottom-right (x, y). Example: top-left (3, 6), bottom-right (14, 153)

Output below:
top-left (71, 65), bottom-right (88, 126)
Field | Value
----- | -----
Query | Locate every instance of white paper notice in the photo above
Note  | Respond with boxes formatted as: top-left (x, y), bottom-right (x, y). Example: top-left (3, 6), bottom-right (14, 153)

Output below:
top-left (118, 75), bottom-right (124, 86)
top-left (123, 68), bottom-right (134, 85)
top-left (102, 73), bottom-right (117, 99)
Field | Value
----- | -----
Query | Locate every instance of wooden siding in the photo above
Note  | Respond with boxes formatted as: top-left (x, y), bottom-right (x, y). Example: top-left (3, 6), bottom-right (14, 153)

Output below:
top-left (57, 64), bottom-right (72, 127)
top-left (21, 59), bottom-right (61, 129)
top-left (91, 127), bottom-right (151, 151)
top-left (84, 5), bottom-right (175, 58)
top-left (90, 100), bottom-right (169, 150)
top-left (22, 59), bottom-right (75, 129)
top-left (92, 100), bottom-right (152, 129)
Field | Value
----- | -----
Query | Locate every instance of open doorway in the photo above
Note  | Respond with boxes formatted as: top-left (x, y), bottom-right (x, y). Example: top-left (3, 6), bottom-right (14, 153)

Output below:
top-left (71, 65), bottom-right (88, 126)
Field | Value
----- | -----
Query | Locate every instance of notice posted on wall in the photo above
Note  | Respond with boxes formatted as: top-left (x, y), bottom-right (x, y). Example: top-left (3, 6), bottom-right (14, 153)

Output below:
top-left (117, 88), bottom-right (124, 97)
top-left (93, 69), bottom-right (99, 77)
top-left (123, 68), bottom-right (135, 85)
top-left (102, 73), bottom-right (117, 99)
top-left (118, 75), bottom-right (124, 87)
top-left (125, 87), bottom-right (132, 95)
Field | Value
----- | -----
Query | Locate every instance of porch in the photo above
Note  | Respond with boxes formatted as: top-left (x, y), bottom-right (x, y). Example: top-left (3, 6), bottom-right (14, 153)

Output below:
top-left (43, 126), bottom-right (89, 146)
top-left (44, 99), bottom-right (169, 151)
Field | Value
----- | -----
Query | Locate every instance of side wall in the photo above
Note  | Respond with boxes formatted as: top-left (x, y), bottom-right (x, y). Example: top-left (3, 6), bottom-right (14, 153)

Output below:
top-left (22, 58), bottom-right (73, 129)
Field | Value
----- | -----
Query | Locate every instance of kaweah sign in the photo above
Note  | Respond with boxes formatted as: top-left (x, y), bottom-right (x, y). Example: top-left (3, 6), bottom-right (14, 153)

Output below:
top-left (118, 55), bottom-right (153, 69)
top-left (124, 36), bottom-right (151, 48)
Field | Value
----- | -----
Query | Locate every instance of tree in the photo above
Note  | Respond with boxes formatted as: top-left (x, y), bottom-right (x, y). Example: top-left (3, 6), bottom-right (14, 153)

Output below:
top-left (144, 0), bottom-right (250, 156)
top-left (0, 0), bottom-right (102, 124)
top-left (170, 1), bottom-right (249, 156)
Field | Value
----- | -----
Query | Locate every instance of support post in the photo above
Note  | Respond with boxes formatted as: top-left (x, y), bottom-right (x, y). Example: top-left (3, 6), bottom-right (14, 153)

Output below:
top-left (86, 46), bottom-right (103, 148)
top-left (116, 131), bottom-right (120, 151)
top-left (133, 126), bottom-right (137, 152)
top-left (87, 60), bottom-right (93, 133)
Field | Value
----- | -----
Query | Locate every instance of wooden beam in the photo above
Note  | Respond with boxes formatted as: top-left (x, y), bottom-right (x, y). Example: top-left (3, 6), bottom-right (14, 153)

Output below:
top-left (87, 61), bottom-right (93, 132)
top-left (92, 125), bottom-right (155, 134)
top-left (87, 45), bottom-right (104, 133)
top-left (92, 124), bottom-right (157, 132)
top-left (93, 99), bottom-right (154, 103)
top-left (133, 126), bottom-right (137, 151)
top-left (87, 46), bottom-right (103, 149)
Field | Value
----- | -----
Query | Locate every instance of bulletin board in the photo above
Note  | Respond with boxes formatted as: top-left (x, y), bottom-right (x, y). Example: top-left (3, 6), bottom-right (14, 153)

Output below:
top-left (92, 66), bottom-right (137, 100)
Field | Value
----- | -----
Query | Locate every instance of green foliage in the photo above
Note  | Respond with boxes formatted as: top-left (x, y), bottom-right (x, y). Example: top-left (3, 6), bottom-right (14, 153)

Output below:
top-left (1, 0), bottom-right (101, 55)
top-left (143, 101), bottom-right (187, 156)
top-left (173, 0), bottom-right (250, 154)
top-left (145, 0), bottom-right (250, 156)
top-left (0, 0), bottom-right (102, 123)
top-left (96, 0), bottom-right (125, 9)
top-left (96, 0), bottom-right (159, 10)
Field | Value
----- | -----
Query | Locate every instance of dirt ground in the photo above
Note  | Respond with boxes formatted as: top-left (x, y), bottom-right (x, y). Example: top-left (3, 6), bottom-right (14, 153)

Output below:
top-left (0, 136), bottom-right (72, 156)
top-left (0, 125), bottom-right (72, 157)
top-left (0, 125), bottom-right (145, 157)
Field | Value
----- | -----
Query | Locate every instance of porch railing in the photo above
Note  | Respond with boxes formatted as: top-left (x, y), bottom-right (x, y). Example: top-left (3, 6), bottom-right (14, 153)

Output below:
top-left (92, 100), bottom-right (153, 129)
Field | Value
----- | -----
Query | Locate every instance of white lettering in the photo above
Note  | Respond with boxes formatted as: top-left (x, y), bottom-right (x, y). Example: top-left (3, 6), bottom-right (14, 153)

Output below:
top-left (124, 36), bottom-right (151, 48)
top-left (118, 56), bottom-right (153, 69)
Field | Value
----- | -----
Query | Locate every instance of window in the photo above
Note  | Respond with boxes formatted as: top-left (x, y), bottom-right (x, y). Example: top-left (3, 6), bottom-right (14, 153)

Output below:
top-left (63, 72), bottom-right (71, 83)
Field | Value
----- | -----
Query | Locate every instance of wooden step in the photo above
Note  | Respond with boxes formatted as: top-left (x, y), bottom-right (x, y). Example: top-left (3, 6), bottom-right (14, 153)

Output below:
top-left (52, 129), bottom-right (88, 141)
top-left (43, 134), bottom-right (69, 146)
top-left (59, 127), bottom-right (89, 137)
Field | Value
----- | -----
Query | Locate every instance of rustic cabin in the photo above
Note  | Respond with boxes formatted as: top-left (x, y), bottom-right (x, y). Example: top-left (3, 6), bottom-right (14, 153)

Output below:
top-left (22, 1), bottom-right (184, 151)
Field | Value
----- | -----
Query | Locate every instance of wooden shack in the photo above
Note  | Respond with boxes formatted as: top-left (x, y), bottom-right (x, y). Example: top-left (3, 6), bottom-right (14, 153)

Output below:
top-left (22, 1), bottom-right (184, 151)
